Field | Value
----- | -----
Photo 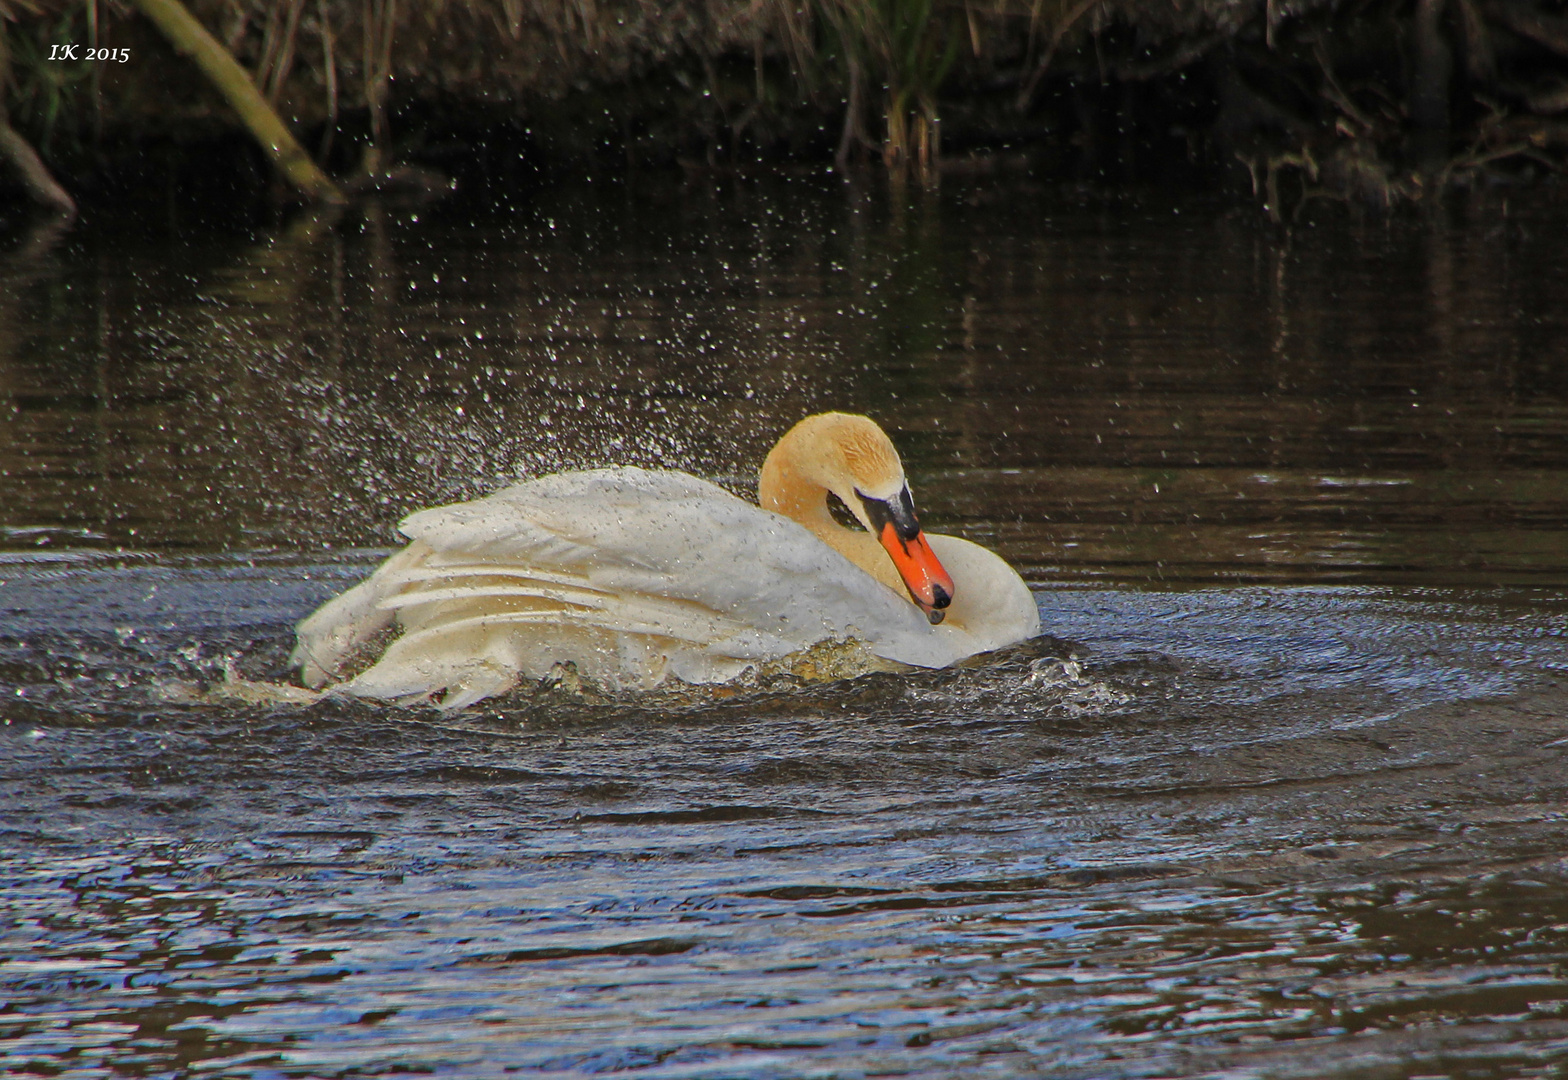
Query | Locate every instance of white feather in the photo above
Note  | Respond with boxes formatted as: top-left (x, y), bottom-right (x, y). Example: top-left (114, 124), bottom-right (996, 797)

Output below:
top-left (293, 465), bottom-right (1039, 707)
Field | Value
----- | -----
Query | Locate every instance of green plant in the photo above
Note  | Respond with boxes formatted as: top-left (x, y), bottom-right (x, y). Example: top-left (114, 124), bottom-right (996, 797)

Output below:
top-left (815, 0), bottom-right (959, 175)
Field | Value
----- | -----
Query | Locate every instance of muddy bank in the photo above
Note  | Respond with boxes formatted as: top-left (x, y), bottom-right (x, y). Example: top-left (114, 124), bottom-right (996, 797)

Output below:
top-left (1, 0), bottom-right (1566, 212)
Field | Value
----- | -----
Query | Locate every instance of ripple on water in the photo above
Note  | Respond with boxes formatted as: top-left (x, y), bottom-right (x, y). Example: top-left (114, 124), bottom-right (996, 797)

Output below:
top-left (4, 182), bottom-right (1568, 1076)
top-left (2, 552), bottom-right (1568, 1076)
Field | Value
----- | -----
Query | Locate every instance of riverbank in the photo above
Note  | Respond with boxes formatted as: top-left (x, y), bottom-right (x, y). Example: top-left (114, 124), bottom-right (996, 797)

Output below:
top-left (1, 0), bottom-right (1566, 216)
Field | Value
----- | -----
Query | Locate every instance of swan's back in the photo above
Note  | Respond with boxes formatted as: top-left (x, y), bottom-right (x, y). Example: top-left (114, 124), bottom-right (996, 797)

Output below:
top-left (292, 467), bottom-right (939, 706)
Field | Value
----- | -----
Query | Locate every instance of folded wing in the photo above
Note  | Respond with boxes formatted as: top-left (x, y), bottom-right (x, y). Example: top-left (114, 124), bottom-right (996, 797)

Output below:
top-left (291, 467), bottom-right (945, 706)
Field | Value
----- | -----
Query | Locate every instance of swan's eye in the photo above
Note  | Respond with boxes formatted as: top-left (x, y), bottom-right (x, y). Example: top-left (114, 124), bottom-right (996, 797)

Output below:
top-left (826, 492), bottom-right (864, 530)
top-left (858, 487), bottom-right (922, 543)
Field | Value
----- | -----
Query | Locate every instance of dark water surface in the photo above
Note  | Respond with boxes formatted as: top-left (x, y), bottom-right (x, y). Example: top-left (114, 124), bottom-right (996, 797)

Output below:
top-left (3, 177), bottom-right (1568, 1078)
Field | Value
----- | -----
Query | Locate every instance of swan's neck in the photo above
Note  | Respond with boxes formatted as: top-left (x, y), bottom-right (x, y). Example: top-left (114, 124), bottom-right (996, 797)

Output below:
top-left (758, 426), bottom-right (906, 597)
top-left (758, 438), bottom-right (834, 536)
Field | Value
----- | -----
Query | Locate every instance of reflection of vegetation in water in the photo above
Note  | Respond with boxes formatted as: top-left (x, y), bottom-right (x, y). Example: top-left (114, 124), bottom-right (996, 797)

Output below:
top-left (5, 182), bottom-right (1568, 585)
top-left (831, 187), bottom-right (956, 418)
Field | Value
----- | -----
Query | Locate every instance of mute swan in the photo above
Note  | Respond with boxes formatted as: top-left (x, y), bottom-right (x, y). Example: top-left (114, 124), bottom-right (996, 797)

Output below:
top-left (291, 412), bottom-right (1039, 707)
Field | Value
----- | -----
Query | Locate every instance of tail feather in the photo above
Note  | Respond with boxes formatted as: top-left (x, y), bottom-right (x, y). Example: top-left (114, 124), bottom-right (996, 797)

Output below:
top-left (343, 623), bottom-right (523, 707)
top-left (290, 544), bottom-right (427, 688)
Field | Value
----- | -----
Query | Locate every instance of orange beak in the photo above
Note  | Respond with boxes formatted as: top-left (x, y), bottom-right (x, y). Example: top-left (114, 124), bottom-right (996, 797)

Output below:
top-left (857, 484), bottom-right (955, 624)
top-left (877, 522), bottom-right (955, 625)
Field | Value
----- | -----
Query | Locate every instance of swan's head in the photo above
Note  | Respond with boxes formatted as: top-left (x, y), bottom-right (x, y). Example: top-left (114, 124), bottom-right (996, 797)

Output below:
top-left (762, 413), bottom-right (955, 624)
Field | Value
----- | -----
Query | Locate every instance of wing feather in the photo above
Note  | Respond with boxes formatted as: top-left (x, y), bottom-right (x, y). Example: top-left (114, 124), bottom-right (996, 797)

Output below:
top-left (298, 466), bottom-right (950, 705)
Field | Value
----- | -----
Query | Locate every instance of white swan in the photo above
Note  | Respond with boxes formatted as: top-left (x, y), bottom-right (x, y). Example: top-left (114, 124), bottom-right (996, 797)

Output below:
top-left (291, 413), bottom-right (1039, 707)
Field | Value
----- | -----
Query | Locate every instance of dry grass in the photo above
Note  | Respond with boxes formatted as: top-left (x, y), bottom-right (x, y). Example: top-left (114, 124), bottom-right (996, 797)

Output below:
top-left (2, 0), bottom-right (1565, 203)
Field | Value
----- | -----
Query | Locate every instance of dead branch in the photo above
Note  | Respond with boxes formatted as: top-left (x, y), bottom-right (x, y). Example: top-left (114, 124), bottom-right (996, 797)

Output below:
top-left (1454, 0), bottom-right (1497, 84)
top-left (1521, 81), bottom-right (1568, 114)
top-left (1015, 0), bottom-right (1103, 111)
top-left (1312, 39), bottom-right (1377, 132)
top-left (1486, 1), bottom-right (1568, 58)
top-left (1108, 31), bottom-right (1226, 81)
top-left (131, 0), bottom-right (343, 202)
top-left (0, 113), bottom-right (76, 216)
